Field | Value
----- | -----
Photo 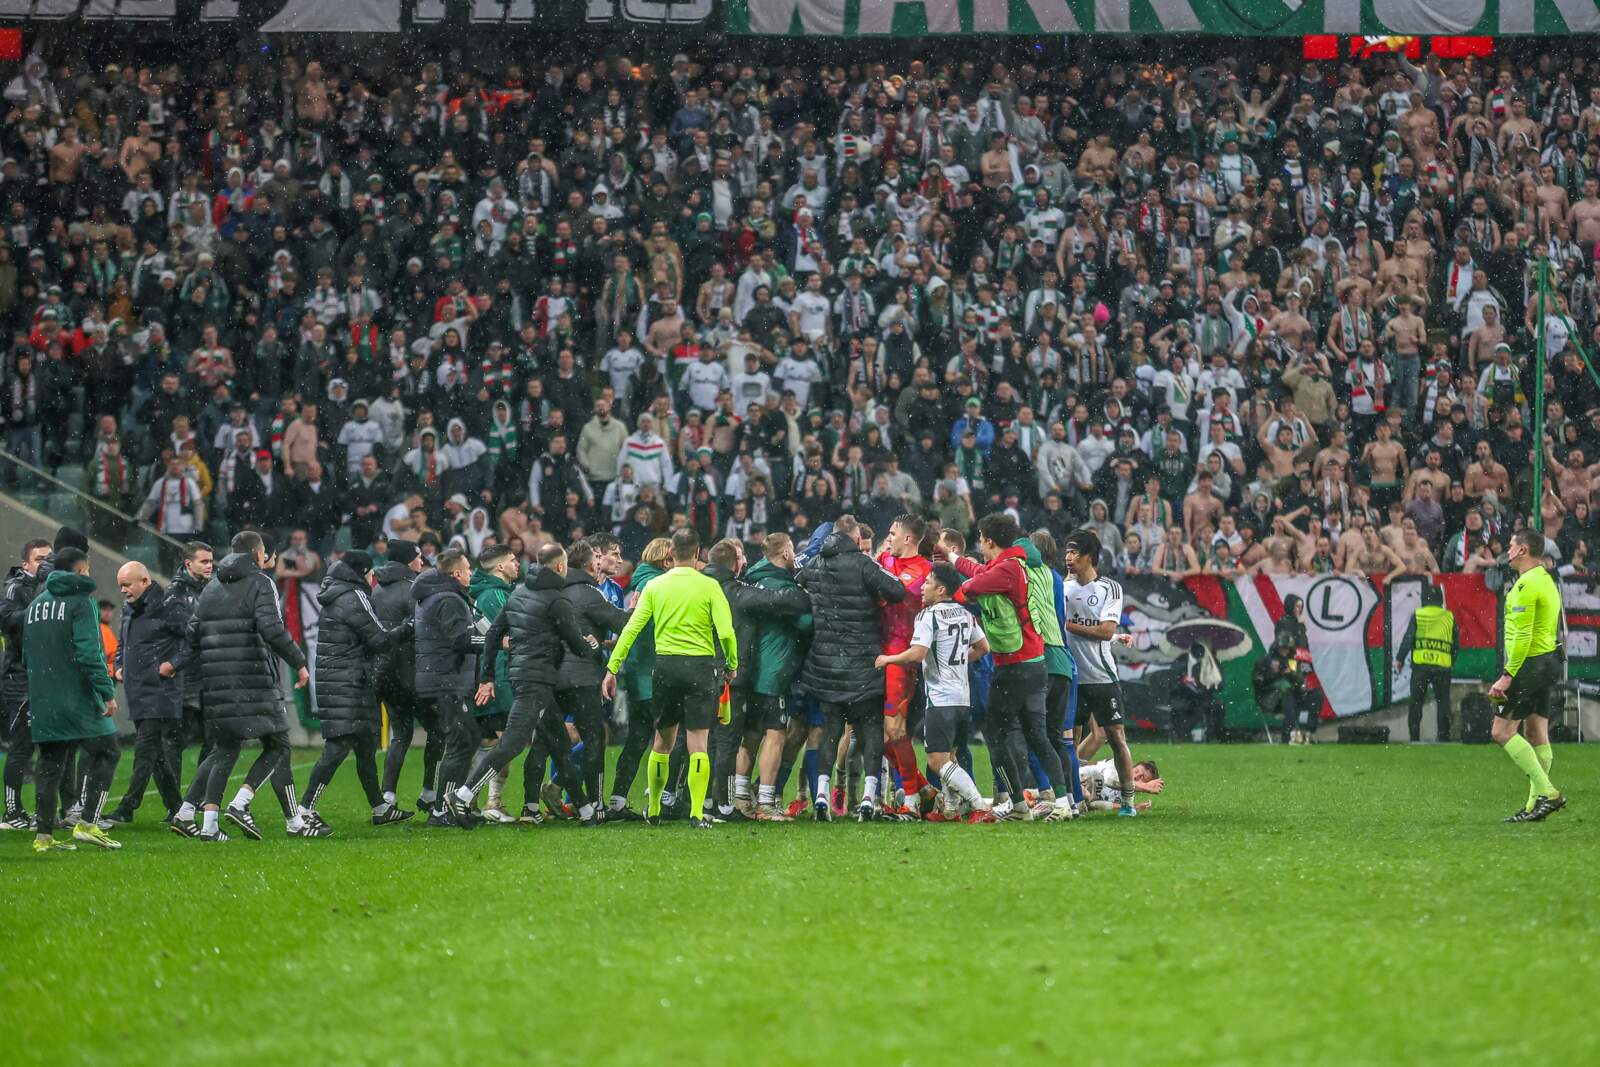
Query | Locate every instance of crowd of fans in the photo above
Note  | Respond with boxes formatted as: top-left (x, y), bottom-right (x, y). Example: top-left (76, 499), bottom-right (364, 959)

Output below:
top-left (1, 43), bottom-right (1597, 584)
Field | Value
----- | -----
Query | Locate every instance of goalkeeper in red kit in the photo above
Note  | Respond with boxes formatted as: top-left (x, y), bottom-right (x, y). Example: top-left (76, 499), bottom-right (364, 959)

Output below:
top-left (877, 514), bottom-right (935, 817)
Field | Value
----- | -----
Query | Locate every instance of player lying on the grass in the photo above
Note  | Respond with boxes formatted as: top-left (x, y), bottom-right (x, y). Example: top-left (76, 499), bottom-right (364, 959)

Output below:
top-left (875, 563), bottom-right (995, 823)
top-left (1079, 759), bottom-right (1164, 814)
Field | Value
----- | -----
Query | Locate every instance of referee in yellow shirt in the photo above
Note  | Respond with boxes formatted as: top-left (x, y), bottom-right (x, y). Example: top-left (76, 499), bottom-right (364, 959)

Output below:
top-left (1488, 529), bottom-right (1567, 823)
top-left (603, 529), bottom-right (736, 828)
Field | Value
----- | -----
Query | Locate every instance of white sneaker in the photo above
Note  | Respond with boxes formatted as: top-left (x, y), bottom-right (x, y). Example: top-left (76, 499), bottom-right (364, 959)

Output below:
top-left (480, 806), bottom-right (518, 825)
top-left (1042, 798), bottom-right (1078, 823)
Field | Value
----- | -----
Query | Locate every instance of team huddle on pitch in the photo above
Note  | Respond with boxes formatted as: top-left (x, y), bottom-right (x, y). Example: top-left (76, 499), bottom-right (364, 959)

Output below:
top-left (3, 510), bottom-right (1168, 850)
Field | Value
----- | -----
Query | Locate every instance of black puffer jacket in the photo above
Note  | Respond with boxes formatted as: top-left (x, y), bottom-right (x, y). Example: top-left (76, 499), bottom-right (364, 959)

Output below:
top-left (702, 562), bottom-right (812, 692)
top-left (797, 532), bottom-right (907, 703)
top-left (370, 561), bottom-right (418, 695)
top-left (115, 582), bottom-right (186, 721)
top-left (483, 566), bottom-right (596, 692)
top-left (413, 567), bottom-right (478, 697)
top-left (173, 552), bottom-right (306, 737)
top-left (555, 571), bottom-right (630, 691)
top-left (313, 561), bottom-right (403, 737)
top-left (166, 565), bottom-right (208, 709)
top-left (0, 557), bottom-right (50, 701)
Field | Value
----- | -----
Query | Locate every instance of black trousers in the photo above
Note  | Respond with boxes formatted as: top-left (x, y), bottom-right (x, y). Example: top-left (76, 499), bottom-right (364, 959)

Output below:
top-left (379, 687), bottom-right (443, 797)
top-left (1046, 672), bottom-right (1083, 802)
top-left (60, 747), bottom-right (85, 817)
top-left (990, 661), bottom-right (1065, 796)
top-left (117, 718), bottom-right (184, 816)
top-left (183, 718), bottom-right (217, 806)
top-left (194, 728), bottom-right (293, 808)
top-left (464, 686), bottom-right (587, 807)
top-left (610, 697), bottom-right (654, 800)
top-left (3, 702), bottom-right (83, 819)
top-left (1409, 665), bottom-right (1454, 742)
top-left (818, 696), bottom-right (883, 791)
top-left (3, 696), bottom-right (32, 815)
top-left (555, 685), bottom-right (607, 807)
top-left (432, 694), bottom-right (484, 798)
top-left (36, 735), bottom-right (118, 835)
top-left (237, 730), bottom-right (299, 816)
top-left (304, 731), bottom-right (383, 810)
top-left (710, 687), bottom-right (750, 806)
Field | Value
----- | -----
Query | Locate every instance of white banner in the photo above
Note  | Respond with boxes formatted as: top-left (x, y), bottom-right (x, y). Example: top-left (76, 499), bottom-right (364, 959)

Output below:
top-left (586, 0), bottom-right (715, 22)
top-left (260, 0), bottom-right (403, 32)
top-left (1388, 577), bottom-right (1423, 705)
top-left (1234, 574), bottom-right (1381, 718)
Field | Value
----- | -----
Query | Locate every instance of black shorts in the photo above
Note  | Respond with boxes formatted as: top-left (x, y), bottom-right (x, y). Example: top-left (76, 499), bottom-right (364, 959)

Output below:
top-left (477, 712), bottom-right (509, 735)
top-left (1502, 652), bottom-right (1561, 721)
top-left (751, 693), bottom-right (789, 732)
top-left (923, 704), bottom-right (968, 754)
top-left (652, 655), bottom-right (721, 732)
top-left (1077, 682), bottom-right (1126, 727)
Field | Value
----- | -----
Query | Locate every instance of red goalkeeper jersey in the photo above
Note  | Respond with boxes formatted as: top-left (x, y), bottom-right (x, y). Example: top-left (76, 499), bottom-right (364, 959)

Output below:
top-left (877, 552), bottom-right (932, 652)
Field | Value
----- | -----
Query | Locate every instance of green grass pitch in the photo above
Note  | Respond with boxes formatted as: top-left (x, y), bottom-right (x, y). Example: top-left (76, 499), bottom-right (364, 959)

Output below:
top-left (1, 742), bottom-right (1595, 1066)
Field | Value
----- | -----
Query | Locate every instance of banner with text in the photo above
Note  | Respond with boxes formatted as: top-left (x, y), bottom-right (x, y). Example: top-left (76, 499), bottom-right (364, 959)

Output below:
top-left (727, 0), bottom-right (1600, 36)
top-left (0, 1), bottom-right (661, 32)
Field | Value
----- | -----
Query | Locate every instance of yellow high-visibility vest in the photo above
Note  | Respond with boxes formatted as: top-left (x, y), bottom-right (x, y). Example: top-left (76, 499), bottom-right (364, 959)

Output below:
top-left (1412, 606), bottom-right (1454, 669)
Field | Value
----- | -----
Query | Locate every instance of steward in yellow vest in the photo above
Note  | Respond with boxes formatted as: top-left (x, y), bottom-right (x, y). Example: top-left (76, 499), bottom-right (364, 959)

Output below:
top-left (1395, 585), bottom-right (1457, 742)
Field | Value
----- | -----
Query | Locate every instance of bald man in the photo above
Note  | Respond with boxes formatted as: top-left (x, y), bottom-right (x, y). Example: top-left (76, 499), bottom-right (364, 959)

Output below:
top-left (102, 561), bottom-right (186, 825)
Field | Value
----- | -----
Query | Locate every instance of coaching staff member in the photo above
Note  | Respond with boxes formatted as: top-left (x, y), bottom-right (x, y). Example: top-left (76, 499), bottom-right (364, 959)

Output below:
top-left (166, 530), bottom-right (309, 842)
top-left (415, 548), bottom-right (484, 822)
top-left (104, 561), bottom-right (185, 825)
top-left (374, 540), bottom-right (441, 816)
top-left (795, 515), bottom-right (907, 822)
top-left (447, 542), bottom-right (599, 827)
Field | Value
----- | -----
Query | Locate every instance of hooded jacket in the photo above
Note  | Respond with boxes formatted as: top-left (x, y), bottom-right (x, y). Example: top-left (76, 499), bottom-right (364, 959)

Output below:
top-left (441, 417), bottom-right (489, 499)
top-left (403, 427), bottom-right (453, 484)
top-left (796, 531), bottom-right (908, 703)
top-left (482, 566), bottom-right (597, 691)
top-left (741, 556), bottom-right (813, 697)
top-left (371, 560), bottom-right (419, 695)
top-left (116, 580), bottom-right (186, 721)
top-left (954, 544), bottom-right (1044, 667)
top-left (412, 566), bottom-right (479, 698)
top-left (469, 567), bottom-right (514, 717)
top-left (313, 560), bottom-right (402, 736)
top-left (22, 569), bottom-right (117, 743)
top-left (577, 411), bottom-right (627, 485)
top-left (173, 552), bottom-right (305, 736)
top-left (556, 570), bottom-right (630, 691)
